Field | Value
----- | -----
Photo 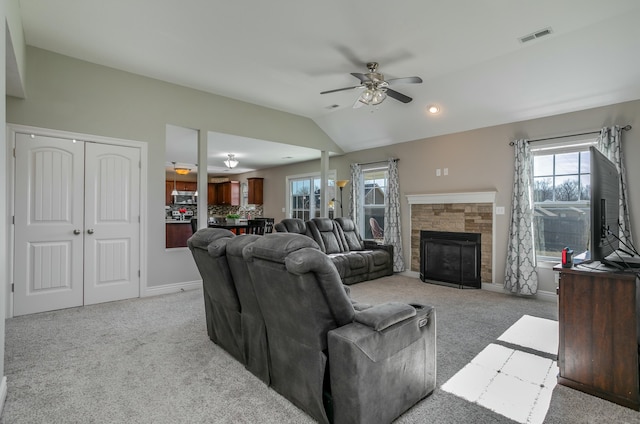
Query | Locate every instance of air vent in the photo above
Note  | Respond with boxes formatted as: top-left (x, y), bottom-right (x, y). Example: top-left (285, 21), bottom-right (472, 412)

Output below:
top-left (519, 27), bottom-right (553, 44)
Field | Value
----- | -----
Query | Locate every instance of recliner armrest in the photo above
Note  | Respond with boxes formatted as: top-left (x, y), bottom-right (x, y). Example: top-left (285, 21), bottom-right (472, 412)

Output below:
top-left (328, 305), bottom-right (436, 424)
top-left (354, 302), bottom-right (416, 331)
top-left (363, 240), bottom-right (393, 257)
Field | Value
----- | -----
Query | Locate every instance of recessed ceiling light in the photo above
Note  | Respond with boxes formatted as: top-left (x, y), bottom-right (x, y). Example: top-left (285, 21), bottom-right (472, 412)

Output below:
top-left (427, 105), bottom-right (440, 114)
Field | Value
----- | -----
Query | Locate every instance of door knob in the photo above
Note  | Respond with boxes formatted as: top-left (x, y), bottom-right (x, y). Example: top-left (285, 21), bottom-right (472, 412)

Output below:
top-left (87, 229), bottom-right (95, 234)
top-left (73, 229), bottom-right (81, 235)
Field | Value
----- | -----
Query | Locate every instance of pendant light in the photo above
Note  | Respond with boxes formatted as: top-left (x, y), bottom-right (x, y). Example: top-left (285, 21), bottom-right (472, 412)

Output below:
top-left (224, 154), bottom-right (239, 169)
top-left (171, 162), bottom-right (179, 196)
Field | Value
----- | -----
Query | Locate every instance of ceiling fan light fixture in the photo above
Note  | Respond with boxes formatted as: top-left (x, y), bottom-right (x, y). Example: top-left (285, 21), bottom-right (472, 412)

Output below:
top-left (224, 154), bottom-right (239, 169)
top-left (371, 89), bottom-right (387, 105)
top-left (321, 62), bottom-right (421, 107)
top-left (359, 88), bottom-right (375, 104)
top-left (174, 167), bottom-right (190, 175)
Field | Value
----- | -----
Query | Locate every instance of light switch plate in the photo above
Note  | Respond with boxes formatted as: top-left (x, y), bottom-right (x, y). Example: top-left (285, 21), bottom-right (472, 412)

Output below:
top-left (496, 206), bottom-right (505, 215)
top-left (436, 169), bottom-right (441, 177)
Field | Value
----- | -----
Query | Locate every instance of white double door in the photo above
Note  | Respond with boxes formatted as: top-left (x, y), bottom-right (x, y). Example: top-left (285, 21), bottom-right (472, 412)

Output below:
top-left (13, 133), bottom-right (141, 316)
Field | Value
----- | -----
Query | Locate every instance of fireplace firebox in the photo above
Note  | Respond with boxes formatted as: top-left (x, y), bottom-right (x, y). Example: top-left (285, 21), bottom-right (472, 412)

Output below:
top-left (420, 230), bottom-right (481, 289)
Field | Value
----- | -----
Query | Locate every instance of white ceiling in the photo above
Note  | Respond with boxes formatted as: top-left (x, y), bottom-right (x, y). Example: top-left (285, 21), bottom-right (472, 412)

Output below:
top-left (17, 0), bottom-right (640, 171)
top-left (165, 124), bottom-right (324, 175)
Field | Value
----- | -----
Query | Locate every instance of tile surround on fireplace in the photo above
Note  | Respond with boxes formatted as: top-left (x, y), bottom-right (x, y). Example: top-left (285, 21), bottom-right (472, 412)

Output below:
top-left (407, 192), bottom-right (496, 284)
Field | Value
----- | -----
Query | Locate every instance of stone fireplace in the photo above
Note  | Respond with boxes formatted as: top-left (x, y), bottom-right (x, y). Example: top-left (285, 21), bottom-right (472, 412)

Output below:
top-left (407, 192), bottom-right (496, 284)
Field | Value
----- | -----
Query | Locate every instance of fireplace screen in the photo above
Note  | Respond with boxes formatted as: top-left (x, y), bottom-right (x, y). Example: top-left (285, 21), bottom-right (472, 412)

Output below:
top-left (420, 231), bottom-right (481, 289)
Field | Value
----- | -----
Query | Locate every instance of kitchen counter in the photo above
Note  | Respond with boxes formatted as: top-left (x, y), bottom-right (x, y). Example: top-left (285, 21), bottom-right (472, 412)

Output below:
top-left (166, 219), bottom-right (194, 248)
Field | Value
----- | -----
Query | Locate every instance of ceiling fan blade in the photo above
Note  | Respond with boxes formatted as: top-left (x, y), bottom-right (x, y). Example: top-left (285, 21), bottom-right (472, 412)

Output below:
top-left (350, 73), bottom-right (370, 83)
top-left (320, 85), bottom-right (362, 95)
top-left (387, 76), bottom-right (423, 85)
top-left (386, 89), bottom-right (413, 104)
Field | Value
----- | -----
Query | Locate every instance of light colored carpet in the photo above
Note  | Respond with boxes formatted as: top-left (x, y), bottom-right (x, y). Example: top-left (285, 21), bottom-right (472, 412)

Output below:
top-left (3, 275), bottom-right (640, 423)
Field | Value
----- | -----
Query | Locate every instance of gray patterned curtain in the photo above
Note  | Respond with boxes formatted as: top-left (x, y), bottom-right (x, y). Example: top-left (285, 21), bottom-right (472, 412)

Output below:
top-left (384, 158), bottom-right (405, 272)
top-left (596, 126), bottom-right (633, 247)
top-left (505, 139), bottom-right (538, 295)
top-left (349, 163), bottom-right (363, 227)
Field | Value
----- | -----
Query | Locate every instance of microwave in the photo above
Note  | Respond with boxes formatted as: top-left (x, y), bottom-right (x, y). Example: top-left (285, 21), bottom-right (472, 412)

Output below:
top-left (173, 191), bottom-right (196, 205)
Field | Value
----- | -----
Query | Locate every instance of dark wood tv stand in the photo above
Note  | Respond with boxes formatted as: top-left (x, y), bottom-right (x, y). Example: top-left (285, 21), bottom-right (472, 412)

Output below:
top-left (555, 264), bottom-right (640, 410)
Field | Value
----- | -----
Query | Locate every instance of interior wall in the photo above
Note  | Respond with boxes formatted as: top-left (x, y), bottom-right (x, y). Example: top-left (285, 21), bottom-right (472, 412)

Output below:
top-left (1, 0), bottom-right (9, 388)
top-left (6, 47), bottom-right (341, 290)
top-left (252, 100), bottom-right (640, 295)
top-left (7, 47), bottom-right (639, 297)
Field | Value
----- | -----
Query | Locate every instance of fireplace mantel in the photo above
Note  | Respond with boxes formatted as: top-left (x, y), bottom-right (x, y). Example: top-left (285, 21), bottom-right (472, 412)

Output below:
top-left (407, 191), bottom-right (496, 285)
top-left (406, 191), bottom-right (497, 205)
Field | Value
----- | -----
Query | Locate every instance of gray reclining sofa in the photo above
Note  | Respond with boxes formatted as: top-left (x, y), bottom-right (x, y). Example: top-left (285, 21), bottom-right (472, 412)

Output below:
top-left (275, 217), bottom-right (393, 284)
top-left (188, 228), bottom-right (437, 424)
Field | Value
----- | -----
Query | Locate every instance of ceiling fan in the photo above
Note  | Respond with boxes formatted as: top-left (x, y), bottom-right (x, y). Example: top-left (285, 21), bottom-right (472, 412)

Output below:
top-left (320, 62), bottom-right (422, 108)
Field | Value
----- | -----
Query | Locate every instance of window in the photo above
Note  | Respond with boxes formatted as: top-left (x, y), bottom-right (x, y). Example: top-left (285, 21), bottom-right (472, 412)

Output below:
top-left (532, 141), bottom-right (594, 260)
top-left (287, 172), bottom-right (336, 220)
top-left (362, 168), bottom-right (388, 241)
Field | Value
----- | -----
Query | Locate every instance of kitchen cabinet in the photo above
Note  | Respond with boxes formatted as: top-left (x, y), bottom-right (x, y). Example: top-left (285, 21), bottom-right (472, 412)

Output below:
top-left (248, 177), bottom-right (264, 204)
top-left (202, 181), bottom-right (240, 205)
top-left (207, 183), bottom-right (218, 206)
top-left (166, 181), bottom-right (197, 205)
top-left (217, 181), bottom-right (240, 206)
top-left (166, 221), bottom-right (194, 248)
top-left (165, 181), bottom-right (174, 205)
top-left (173, 181), bottom-right (197, 192)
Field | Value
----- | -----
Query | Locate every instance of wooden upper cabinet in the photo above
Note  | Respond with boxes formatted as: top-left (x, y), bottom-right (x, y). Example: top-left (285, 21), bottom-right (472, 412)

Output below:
top-left (207, 183), bottom-right (218, 206)
top-left (165, 181), bottom-right (174, 205)
top-left (166, 180), bottom-right (197, 204)
top-left (248, 177), bottom-right (264, 204)
top-left (168, 181), bottom-right (197, 192)
top-left (216, 181), bottom-right (240, 205)
top-left (180, 181), bottom-right (197, 192)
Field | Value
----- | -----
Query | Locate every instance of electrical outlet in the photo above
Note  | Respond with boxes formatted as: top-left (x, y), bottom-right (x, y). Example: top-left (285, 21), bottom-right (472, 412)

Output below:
top-left (444, 168), bottom-right (449, 176)
top-left (496, 206), bottom-right (505, 215)
top-left (282, 207), bottom-right (286, 213)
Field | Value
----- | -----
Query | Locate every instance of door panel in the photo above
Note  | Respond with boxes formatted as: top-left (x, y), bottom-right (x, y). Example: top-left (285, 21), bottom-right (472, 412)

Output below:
top-left (14, 134), bottom-right (85, 316)
top-left (14, 134), bottom-right (141, 315)
top-left (83, 142), bottom-right (140, 305)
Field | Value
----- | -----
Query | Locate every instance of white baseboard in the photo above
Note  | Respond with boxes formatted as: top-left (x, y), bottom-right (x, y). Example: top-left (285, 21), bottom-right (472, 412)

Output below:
top-left (0, 376), bottom-right (7, 417)
top-left (398, 271), bottom-right (557, 302)
top-left (142, 280), bottom-right (201, 297)
top-left (483, 282), bottom-right (557, 302)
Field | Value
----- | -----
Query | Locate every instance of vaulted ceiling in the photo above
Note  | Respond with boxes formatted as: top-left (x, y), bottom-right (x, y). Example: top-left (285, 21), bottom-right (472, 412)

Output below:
top-left (15, 0), bottom-right (640, 170)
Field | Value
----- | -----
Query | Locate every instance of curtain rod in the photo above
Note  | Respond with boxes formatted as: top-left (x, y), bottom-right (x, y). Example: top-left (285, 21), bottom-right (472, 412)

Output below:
top-left (508, 124), bottom-right (632, 146)
top-left (355, 158), bottom-right (399, 166)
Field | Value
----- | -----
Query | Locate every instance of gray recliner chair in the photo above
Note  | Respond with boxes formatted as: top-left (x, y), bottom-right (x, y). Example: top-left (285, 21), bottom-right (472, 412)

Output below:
top-left (187, 228), bottom-right (244, 363)
top-left (244, 232), bottom-right (437, 424)
top-left (225, 234), bottom-right (270, 384)
top-left (274, 218), bottom-right (308, 234)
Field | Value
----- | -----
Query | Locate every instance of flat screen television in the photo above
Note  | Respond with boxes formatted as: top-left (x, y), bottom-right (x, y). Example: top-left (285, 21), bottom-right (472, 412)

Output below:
top-left (589, 146), bottom-right (619, 262)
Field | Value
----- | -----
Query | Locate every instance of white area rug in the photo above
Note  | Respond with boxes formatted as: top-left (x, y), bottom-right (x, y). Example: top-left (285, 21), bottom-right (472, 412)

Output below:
top-left (442, 315), bottom-right (559, 424)
top-left (497, 315), bottom-right (558, 355)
